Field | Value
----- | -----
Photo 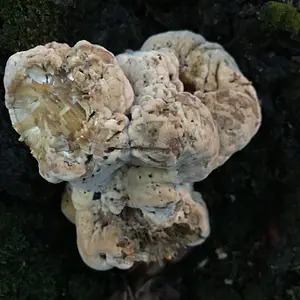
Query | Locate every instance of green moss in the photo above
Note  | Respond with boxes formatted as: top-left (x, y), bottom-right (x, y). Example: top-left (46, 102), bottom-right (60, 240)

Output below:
top-left (261, 1), bottom-right (300, 34)
top-left (0, 0), bottom-right (72, 53)
top-left (0, 202), bottom-right (62, 300)
top-left (0, 199), bottom-right (121, 300)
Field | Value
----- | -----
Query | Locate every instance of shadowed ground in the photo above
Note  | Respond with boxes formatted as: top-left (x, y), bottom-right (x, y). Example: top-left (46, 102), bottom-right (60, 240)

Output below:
top-left (1, 0), bottom-right (300, 299)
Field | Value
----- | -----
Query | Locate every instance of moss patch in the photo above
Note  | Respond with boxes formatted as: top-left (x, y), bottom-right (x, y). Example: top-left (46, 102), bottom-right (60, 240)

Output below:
top-left (261, 1), bottom-right (300, 34)
top-left (0, 201), bottom-right (62, 299)
top-left (0, 199), bottom-right (126, 300)
top-left (0, 0), bottom-right (75, 53)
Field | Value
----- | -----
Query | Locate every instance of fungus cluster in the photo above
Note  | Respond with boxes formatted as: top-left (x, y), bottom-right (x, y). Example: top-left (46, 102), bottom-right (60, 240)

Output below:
top-left (4, 30), bottom-right (262, 271)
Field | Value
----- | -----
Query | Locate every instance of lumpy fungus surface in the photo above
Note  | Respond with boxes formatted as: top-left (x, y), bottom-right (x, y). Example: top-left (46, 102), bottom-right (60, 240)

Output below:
top-left (4, 30), bottom-right (262, 271)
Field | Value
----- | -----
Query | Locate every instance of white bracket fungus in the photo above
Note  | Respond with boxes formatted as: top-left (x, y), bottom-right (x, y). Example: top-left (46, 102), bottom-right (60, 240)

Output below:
top-left (4, 40), bottom-right (134, 183)
top-left (140, 30), bottom-right (262, 167)
top-left (62, 166), bottom-right (210, 270)
top-left (4, 30), bottom-right (262, 271)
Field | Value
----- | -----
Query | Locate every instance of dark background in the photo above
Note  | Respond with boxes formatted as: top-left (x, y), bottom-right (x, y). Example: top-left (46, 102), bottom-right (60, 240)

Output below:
top-left (1, 0), bottom-right (300, 299)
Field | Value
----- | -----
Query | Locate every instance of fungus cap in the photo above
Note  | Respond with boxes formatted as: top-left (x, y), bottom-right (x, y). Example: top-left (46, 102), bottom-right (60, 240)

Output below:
top-left (4, 40), bottom-right (134, 183)
top-left (140, 30), bottom-right (262, 168)
top-left (65, 166), bottom-right (210, 270)
top-left (117, 50), bottom-right (220, 182)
